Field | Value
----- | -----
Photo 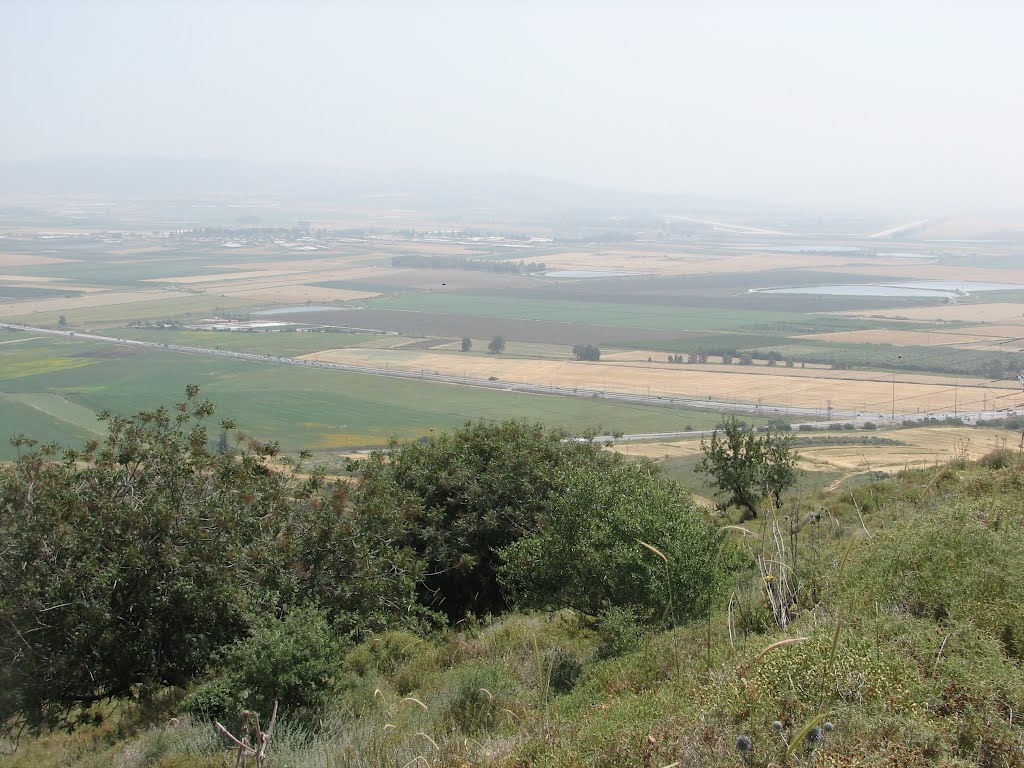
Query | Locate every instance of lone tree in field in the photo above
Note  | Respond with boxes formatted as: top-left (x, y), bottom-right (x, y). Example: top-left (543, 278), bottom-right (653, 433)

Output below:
top-left (461, 337), bottom-right (472, 352)
top-left (487, 336), bottom-right (506, 354)
top-left (695, 416), bottom-right (798, 520)
top-left (572, 344), bottom-right (601, 361)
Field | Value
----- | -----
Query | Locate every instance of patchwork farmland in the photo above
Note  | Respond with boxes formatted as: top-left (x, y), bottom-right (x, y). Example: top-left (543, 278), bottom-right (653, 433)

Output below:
top-left (3, 204), bottom-right (1024, 479)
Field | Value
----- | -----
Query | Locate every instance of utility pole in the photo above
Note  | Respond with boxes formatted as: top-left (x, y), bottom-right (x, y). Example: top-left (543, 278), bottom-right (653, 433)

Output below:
top-left (891, 371), bottom-right (896, 421)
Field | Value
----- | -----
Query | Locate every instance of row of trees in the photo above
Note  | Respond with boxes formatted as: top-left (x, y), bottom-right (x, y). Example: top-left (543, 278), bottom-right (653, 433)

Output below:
top-left (663, 351), bottom-right (801, 367)
top-left (460, 336), bottom-right (506, 354)
top-left (459, 337), bottom-right (600, 361)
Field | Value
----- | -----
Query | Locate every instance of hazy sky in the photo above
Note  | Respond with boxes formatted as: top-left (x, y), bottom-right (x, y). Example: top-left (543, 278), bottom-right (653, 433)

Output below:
top-left (1, 1), bottom-right (1021, 212)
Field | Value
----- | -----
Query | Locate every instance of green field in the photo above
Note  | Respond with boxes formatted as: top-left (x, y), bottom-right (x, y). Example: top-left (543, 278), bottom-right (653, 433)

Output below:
top-left (0, 334), bottom-right (750, 460)
top-left (367, 293), bottom-right (804, 331)
top-left (0, 335), bottom-right (106, 380)
top-left (0, 285), bottom-right (84, 300)
top-left (115, 328), bottom-right (388, 355)
top-left (0, 395), bottom-right (100, 450)
top-left (0, 392), bottom-right (107, 435)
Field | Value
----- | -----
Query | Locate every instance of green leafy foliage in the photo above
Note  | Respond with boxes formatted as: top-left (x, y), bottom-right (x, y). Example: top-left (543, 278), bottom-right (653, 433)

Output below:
top-left (349, 421), bottom-right (623, 620)
top-left (500, 460), bottom-right (726, 625)
top-left (0, 389), bottom-right (279, 733)
top-left (199, 606), bottom-right (347, 718)
top-left (544, 649), bottom-right (583, 694)
top-left (594, 606), bottom-right (644, 659)
top-left (0, 387), bottom-right (424, 736)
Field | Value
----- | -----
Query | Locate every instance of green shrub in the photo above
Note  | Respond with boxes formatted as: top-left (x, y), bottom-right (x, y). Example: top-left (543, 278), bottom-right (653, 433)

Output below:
top-left (204, 606), bottom-right (347, 718)
top-left (438, 662), bottom-right (517, 734)
top-left (0, 387), bottom-right (427, 735)
top-left (842, 505), bottom-right (1024, 659)
top-left (180, 678), bottom-right (239, 722)
top-left (349, 420), bottom-right (626, 620)
top-left (978, 447), bottom-right (1017, 470)
top-left (545, 649), bottom-right (584, 694)
top-left (595, 607), bottom-right (644, 659)
top-left (500, 460), bottom-right (727, 625)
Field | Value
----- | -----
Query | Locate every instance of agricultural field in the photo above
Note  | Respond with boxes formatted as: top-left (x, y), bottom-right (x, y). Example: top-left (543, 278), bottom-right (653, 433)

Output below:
top-left (3, 203), bottom-right (1024, 458)
top-left (114, 328), bottom-right (388, 356)
top-left (619, 425), bottom-right (1014, 472)
top-left (303, 345), bottom-right (1015, 418)
top-left (635, 423), bottom-right (1019, 501)
top-left (0, 331), bottom-right (730, 461)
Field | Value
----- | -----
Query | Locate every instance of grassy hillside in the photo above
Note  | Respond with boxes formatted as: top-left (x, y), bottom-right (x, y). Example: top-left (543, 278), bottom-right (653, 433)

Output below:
top-left (3, 445), bottom-right (1023, 767)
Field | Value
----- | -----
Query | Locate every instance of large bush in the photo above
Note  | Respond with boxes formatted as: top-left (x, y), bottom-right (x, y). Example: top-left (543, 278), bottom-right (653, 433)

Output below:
top-left (349, 421), bottom-right (624, 620)
top-left (500, 460), bottom-right (726, 625)
top-left (0, 388), bottom-right (424, 734)
top-left (183, 606), bottom-right (347, 720)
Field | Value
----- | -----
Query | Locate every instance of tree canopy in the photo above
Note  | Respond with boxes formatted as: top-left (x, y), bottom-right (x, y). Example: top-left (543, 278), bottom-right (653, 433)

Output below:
top-left (500, 458), bottom-right (725, 624)
top-left (0, 387), bottom-right (426, 735)
top-left (572, 344), bottom-right (601, 361)
top-left (695, 416), bottom-right (799, 519)
top-left (348, 421), bottom-right (621, 620)
top-left (0, 394), bottom-right (727, 736)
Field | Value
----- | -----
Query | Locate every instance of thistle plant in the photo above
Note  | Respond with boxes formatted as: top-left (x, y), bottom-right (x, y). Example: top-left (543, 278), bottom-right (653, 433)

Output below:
top-left (735, 734), bottom-right (754, 765)
top-left (738, 719), bottom-right (835, 766)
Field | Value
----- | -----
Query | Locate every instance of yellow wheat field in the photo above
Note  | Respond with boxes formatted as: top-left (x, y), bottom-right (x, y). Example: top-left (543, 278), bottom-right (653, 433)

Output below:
top-left (0, 289), bottom-right (185, 316)
top-left (611, 426), bottom-right (1016, 475)
top-left (300, 348), bottom-right (1019, 417)
top-left (0, 253), bottom-right (78, 268)
top-left (837, 302), bottom-right (1024, 324)
top-left (218, 285), bottom-right (379, 303)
